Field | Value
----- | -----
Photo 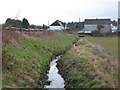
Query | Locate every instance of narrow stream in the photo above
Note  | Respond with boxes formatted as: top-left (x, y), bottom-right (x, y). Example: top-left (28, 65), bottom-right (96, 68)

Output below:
top-left (44, 55), bottom-right (65, 88)
top-left (44, 43), bottom-right (77, 88)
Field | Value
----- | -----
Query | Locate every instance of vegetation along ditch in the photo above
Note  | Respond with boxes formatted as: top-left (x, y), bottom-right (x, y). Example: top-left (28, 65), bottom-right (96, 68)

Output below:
top-left (2, 30), bottom-right (79, 88)
top-left (58, 37), bottom-right (118, 88)
top-left (2, 30), bottom-right (118, 88)
top-left (44, 42), bottom-right (78, 88)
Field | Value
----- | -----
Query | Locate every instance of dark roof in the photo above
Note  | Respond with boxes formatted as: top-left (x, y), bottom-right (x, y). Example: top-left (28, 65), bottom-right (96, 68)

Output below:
top-left (85, 19), bottom-right (111, 25)
top-left (111, 21), bottom-right (117, 26)
top-left (50, 20), bottom-right (66, 27)
top-left (50, 20), bottom-right (61, 26)
top-left (60, 21), bottom-right (66, 27)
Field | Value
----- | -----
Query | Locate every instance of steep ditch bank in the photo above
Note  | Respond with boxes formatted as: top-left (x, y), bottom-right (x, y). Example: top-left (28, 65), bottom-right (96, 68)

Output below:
top-left (44, 42), bottom-right (79, 88)
top-left (2, 32), bottom-right (79, 88)
top-left (58, 38), bottom-right (118, 88)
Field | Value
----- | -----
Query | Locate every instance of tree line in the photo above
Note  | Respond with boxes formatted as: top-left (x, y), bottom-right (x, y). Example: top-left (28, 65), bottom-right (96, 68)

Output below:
top-left (3, 18), bottom-right (49, 29)
top-left (67, 22), bottom-right (84, 31)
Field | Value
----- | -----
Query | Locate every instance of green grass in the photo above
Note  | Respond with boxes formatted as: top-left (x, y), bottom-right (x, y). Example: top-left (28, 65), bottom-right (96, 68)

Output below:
top-left (58, 45), bottom-right (101, 88)
top-left (86, 36), bottom-right (119, 59)
top-left (2, 34), bottom-right (78, 88)
top-left (58, 38), bottom-right (118, 88)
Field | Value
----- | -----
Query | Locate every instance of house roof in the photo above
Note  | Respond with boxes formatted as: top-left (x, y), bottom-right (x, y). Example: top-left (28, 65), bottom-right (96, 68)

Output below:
top-left (50, 20), bottom-right (61, 26)
top-left (85, 19), bottom-right (111, 25)
top-left (111, 21), bottom-right (117, 26)
top-left (50, 20), bottom-right (66, 27)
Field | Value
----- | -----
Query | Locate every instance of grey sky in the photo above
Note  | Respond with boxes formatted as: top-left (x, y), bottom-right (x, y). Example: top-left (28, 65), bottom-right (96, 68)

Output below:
top-left (0, 0), bottom-right (119, 25)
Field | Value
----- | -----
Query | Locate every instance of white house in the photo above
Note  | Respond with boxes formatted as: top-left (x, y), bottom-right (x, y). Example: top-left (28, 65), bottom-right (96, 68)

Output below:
top-left (50, 20), bottom-right (67, 30)
top-left (111, 21), bottom-right (118, 32)
top-left (84, 19), bottom-right (111, 33)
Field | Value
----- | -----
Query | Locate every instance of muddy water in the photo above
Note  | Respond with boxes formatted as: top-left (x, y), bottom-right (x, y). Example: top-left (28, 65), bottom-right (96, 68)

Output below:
top-left (44, 55), bottom-right (65, 88)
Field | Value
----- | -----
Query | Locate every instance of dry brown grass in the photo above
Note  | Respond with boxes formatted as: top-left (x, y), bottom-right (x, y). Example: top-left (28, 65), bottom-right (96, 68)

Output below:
top-left (2, 30), bottom-right (26, 47)
top-left (78, 38), bottom-right (118, 87)
top-left (2, 30), bottom-right (70, 46)
top-left (58, 38), bottom-right (118, 88)
top-left (25, 30), bottom-right (69, 39)
top-left (2, 29), bottom-right (75, 88)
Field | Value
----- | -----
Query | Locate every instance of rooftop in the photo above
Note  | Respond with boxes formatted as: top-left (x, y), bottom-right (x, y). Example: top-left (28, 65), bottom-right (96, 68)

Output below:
top-left (85, 19), bottom-right (111, 25)
top-left (50, 20), bottom-right (66, 27)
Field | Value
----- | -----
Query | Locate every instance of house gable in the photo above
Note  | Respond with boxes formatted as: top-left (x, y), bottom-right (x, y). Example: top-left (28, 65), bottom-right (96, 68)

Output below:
top-left (50, 20), bottom-right (67, 30)
top-left (111, 21), bottom-right (117, 26)
top-left (50, 20), bottom-right (61, 26)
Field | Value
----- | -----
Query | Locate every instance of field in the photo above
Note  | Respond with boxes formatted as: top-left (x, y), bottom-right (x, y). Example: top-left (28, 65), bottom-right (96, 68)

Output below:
top-left (86, 36), bottom-right (119, 60)
top-left (2, 30), bottom-right (78, 88)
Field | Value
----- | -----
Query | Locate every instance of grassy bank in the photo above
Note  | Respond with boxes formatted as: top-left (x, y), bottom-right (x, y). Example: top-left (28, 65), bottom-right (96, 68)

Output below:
top-left (58, 38), bottom-right (118, 88)
top-left (2, 33), bottom-right (78, 88)
top-left (86, 36), bottom-right (119, 59)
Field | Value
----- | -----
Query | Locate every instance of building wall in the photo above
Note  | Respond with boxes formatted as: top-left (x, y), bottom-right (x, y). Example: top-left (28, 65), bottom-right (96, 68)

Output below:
top-left (100, 25), bottom-right (111, 33)
top-left (84, 25), bottom-right (97, 31)
top-left (49, 26), bottom-right (63, 30)
top-left (111, 25), bottom-right (118, 32)
top-left (84, 24), bottom-right (111, 33)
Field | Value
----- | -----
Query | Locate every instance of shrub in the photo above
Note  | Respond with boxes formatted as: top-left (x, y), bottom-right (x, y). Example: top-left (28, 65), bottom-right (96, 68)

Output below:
top-left (92, 30), bottom-right (103, 37)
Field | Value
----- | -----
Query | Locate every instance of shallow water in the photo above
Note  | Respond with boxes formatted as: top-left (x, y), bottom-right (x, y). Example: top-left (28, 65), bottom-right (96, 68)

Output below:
top-left (44, 55), bottom-right (65, 88)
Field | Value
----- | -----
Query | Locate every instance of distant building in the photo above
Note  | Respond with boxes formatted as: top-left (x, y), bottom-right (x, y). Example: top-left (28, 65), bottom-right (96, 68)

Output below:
top-left (84, 19), bottom-right (111, 33)
top-left (111, 20), bottom-right (118, 32)
top-left (49, 20), bottom-right (67, 30)
top-left (118, 19), bottom-right (120, 31)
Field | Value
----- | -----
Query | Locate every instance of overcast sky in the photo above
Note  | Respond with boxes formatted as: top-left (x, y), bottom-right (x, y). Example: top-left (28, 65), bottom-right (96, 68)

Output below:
top-left (0, 0), bottom-right (119, 25)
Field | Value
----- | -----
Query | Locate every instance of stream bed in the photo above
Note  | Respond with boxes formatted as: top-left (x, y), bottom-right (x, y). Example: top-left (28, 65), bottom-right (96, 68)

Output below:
top-left (44, 55), bottom-right (65, 88)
